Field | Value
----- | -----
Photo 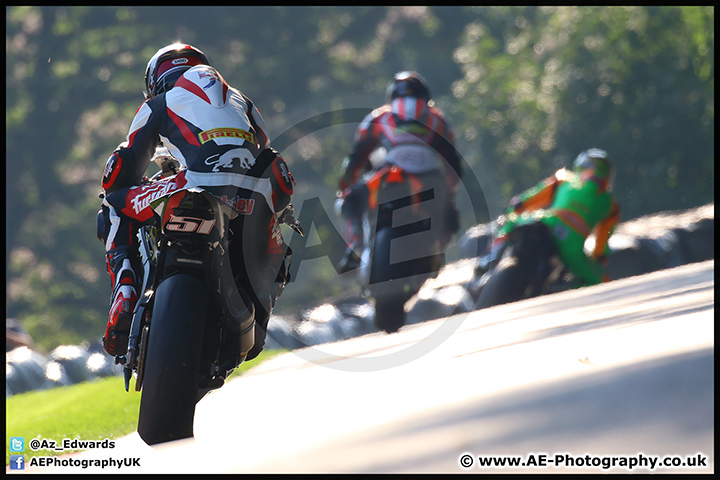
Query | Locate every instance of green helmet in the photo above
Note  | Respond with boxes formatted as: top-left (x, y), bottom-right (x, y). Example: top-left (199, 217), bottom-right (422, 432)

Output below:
top-left (573, 148), bottom-right (615, 192)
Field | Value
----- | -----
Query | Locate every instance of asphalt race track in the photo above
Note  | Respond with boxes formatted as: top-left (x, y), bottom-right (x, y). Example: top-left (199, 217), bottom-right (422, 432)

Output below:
top-left (29, 260), bottom-right (714, 474)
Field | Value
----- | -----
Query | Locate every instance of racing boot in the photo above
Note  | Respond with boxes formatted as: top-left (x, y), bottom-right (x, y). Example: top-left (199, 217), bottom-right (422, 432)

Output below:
top-left (103, 248), bottom-right (139, 356)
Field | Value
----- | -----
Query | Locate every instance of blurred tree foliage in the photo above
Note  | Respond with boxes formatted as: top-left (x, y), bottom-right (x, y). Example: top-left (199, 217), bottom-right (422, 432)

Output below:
top-left (5, 6), bottom-right (713, 351)
top-left (449, 6), bottom-right (714, 217)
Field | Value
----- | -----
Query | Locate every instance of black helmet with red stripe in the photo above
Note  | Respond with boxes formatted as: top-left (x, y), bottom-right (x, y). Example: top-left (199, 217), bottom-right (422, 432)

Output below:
top-left (385, 71), bottom-right (432, 103)
top-left (144, 43), bottom-right (209, 98)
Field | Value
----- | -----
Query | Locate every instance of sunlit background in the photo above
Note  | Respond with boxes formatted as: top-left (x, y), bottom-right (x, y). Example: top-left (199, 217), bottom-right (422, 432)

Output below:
top-left (6, 6), bottom-right (714, 353)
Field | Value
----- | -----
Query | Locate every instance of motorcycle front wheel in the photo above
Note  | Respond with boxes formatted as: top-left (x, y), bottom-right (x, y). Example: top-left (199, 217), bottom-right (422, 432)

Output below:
top-left (137, 274), bottom-right (209, 446)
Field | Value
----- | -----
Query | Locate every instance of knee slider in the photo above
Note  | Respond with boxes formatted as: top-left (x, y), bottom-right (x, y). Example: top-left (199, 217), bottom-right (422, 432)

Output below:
top-left (97, 207), bottom-right (109, 243)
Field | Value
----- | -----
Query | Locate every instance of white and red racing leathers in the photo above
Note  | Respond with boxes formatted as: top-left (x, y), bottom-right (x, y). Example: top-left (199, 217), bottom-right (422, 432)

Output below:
top-left (98, 64), bottom-right (294, 358)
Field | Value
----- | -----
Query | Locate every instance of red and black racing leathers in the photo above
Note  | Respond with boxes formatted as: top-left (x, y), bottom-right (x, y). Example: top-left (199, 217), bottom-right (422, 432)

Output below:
top-left (338, 97), bottom-right (463, 255)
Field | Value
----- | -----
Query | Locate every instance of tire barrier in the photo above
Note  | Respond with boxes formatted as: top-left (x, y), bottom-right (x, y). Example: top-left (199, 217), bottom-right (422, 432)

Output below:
top-left (6, 203), bottom-right (713, 396)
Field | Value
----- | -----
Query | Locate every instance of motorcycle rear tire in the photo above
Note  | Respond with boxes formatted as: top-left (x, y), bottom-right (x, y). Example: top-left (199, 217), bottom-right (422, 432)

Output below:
top-left (474, 255), bottom-right (529, 310)
top-left (137, 274), bottom-right (209, 446)
top-left (369, 227), bottom-right (409, 333)
top-left (374, 296), bottom-right (406, 333)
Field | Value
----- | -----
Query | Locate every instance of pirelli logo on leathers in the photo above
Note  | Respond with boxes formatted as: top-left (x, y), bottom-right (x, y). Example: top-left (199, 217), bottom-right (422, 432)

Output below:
top-left (199, 127), bottom-right (255, 145)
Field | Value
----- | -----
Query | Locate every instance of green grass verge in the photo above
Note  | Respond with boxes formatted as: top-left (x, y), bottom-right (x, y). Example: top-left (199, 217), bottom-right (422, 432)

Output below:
top-left (6, 348), bottom-right (285, 465)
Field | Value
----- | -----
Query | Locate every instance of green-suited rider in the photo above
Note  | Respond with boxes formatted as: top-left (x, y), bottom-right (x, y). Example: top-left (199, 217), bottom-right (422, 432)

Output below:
top-left (488, 148), bottom-right (620, 286)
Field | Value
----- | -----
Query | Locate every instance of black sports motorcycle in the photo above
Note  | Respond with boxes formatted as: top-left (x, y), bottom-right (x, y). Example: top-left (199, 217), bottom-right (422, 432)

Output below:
top-left (115, 150), bottom-right (301, 446)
